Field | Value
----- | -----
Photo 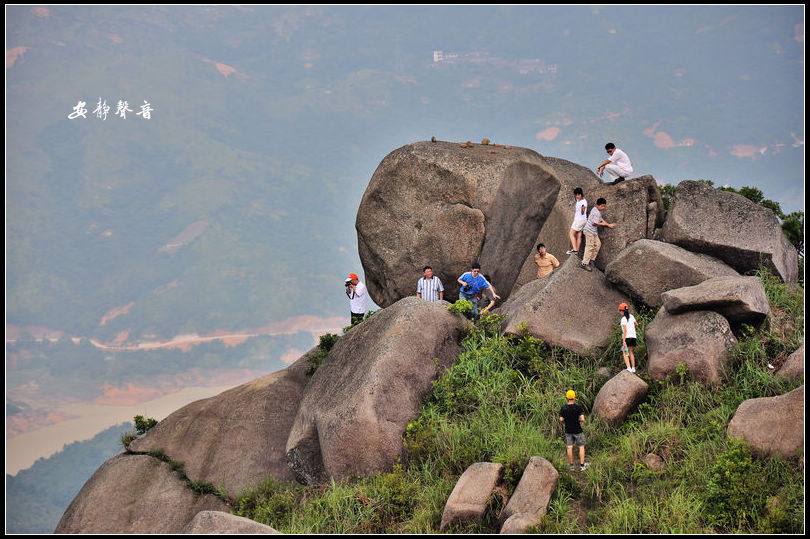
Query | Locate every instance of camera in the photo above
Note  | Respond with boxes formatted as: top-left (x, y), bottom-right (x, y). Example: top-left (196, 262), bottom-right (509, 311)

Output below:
top-left (345, 279), bottom-right (353, 287)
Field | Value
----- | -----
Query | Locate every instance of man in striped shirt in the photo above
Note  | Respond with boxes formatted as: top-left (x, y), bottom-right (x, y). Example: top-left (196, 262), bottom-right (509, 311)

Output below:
top-left (416, 265), bottom-right (445, 302)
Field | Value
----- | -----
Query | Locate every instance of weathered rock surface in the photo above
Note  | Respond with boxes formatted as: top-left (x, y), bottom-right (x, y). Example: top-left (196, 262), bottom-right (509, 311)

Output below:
top-left (55, 454), bottom-right (228, 534)
top-left (645, 308), bottom-right (738, 384)
top-left (661, 276), bottom-right (769, 324)
top-left (580, 175), bottom-right (666, 272)
top-left (182, 511), bottom-right (279, 534)
top-left (286, 297), bottom-right (468, 485)
top-left (727, 385), bottom-right (804, 459)
top-left (498, 456), bottom-right (558, 534)
top-left (644, 453), bottom-right (666, 472)
top-left (593, 370), bottom-right (649, 427)
top-left (356, 141), bottom-right (561, 307)
top-left (439, 462), bottom-right (504, 531)
top-left (605, 239), bottom-right (739, 307)
top-left (512, 157), bottom-right (603, 294)
top-left (498, 257), bottom-right (630, 356)
top-left (658, 180), bottom-right (798, 283)
top-left (129, 351), bottom-right (313, 497)
top-left (777, 344), bottom-right (804, 380)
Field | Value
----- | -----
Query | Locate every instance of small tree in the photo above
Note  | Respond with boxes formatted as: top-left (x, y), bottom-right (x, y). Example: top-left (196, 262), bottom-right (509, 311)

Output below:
top-left (134, 415), bottom-right (158, 435)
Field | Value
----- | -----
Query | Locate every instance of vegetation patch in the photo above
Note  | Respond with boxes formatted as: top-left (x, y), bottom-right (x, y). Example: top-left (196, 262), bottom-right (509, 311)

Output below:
top-left (235, 270), bottom-right (803, 533)
top-left (306, 332), bottom-right (340, 375)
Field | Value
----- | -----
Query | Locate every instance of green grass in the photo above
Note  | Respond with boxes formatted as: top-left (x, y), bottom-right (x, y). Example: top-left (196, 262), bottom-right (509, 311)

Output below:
top-left (233, 271), bottom-right (804, 533)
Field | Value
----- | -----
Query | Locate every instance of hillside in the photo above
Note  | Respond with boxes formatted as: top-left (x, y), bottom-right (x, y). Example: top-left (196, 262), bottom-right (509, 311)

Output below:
top-left (52, 141), bottom-right (803, 533)
top-left (234, 269), bottom-right (803, 533)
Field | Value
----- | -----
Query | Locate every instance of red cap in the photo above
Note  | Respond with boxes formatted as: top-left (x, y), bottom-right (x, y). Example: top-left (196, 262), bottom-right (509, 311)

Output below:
top-left (349, 273), bottom-right (359, 280)
top-left (618, 302), bottom-right (629, 311)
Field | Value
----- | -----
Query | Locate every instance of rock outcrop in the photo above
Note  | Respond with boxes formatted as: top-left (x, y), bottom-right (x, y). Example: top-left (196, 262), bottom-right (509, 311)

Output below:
top-left (498, 456), bottom-right (558, 534)
top-left (777, 344), bottom-right (804, 380)
top-left (440, 462), bottom-right (504, 531)
top-left (660, 276), bottom-right (770, 325)
top-left (605, 239), bottom-right (739, 307)
top-left (182, 511), bottom-right (279, 534)
top-left (644, 453), bottom-right (666, 472)
top-left (658, 180), bottom-right (798, 283)
top-left (286, 297), bottom-right (468, 485)
top-left (727, 385), bottom-right (804, 459)
top-left (55, 454), bottom-right (228, 534)
top-left (498, 257), bottom-right (630, 356)
top-left (512, 157), bottom-right (603, 294)
top-left (645, 308), bottom-right (738, 384)
top-left (593, 370), bottom-right (649, 427)
top-left (581, 175), bottom-right (666, 272)
top-left (356, 141), bottom-right (561, 307)
top-left (128, 351), bottom-right (313, 497)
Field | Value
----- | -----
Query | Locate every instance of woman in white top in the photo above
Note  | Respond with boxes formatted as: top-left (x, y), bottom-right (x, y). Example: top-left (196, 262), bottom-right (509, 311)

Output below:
top-left (619, 302), bottom-right (639, 372)
top-left (567, 187), bottom-right (588, 255)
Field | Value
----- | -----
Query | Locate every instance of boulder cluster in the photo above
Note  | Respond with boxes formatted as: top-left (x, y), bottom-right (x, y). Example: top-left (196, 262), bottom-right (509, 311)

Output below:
top-left (439, 457), bottom-right (559, 534)
top-left (57, 142), bottom-right (802, 534)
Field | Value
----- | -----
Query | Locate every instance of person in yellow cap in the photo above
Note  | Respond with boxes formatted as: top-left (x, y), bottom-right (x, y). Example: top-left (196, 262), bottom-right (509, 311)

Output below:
top-left (559, 390), bottom-right (589, 471)
top-left (345, 272), bottom-right (367, 325)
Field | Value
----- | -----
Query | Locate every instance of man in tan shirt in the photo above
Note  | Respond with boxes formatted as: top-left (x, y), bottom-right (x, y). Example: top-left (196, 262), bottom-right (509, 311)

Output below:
top-left (534, 243), bottom-right (560, 279)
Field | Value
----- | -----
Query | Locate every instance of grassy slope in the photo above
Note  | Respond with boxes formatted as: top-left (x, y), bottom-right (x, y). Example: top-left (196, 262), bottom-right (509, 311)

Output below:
top-left (233, 269), bottom-right (804, 533)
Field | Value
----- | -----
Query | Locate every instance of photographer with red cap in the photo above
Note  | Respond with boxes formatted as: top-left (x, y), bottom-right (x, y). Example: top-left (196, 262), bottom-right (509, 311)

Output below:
top-left (345, 273), bottom-right (367, 325)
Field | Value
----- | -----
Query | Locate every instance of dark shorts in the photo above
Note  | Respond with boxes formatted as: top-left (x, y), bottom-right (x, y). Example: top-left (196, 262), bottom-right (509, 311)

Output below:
top-left (565, 432), bottom-right (586, 447)
top-left (350, 312), bottom-right (365, 325)
top-left (625, 337), bottom-right (637, 347)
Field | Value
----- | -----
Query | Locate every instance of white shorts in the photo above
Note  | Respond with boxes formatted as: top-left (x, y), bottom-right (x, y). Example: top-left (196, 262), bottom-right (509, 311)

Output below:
top-left (571, 220), bottom-right (586, 232)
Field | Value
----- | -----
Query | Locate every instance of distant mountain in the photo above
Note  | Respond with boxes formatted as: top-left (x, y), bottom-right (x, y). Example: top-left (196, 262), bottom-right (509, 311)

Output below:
top-left (6, 5), bottom-right (803, 341)
top-left (6, 422), bottom-right (132, 534)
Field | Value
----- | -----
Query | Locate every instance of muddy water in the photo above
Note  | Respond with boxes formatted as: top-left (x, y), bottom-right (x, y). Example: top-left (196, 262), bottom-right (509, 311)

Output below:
top-left (6, 385), bottom-right (235, 475)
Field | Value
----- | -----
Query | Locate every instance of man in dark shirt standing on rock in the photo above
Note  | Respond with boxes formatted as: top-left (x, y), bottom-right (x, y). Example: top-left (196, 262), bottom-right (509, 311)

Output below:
top-left (559, 390), bottom-right (589, 471)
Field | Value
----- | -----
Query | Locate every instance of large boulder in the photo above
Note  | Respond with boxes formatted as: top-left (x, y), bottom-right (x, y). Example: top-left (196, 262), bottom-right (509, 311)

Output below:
top-left (605, 239), bottom-right (739, 307)
top-left (439, 462), bottom-right (504, 531)
top-left (498, 456), bottom-right (558, 534)
top-left (593, 370), bottom-right (649, 427)
top-left (356, 141), bottom-right (561, 307)
top-left (658, 180), bottom-right (798, 283)
top-left (727, 385), bottom-right (804, 459)
top-left (660, 276), bottom-right (770, 325)
top-left (777, 344), bottom-right (804, 380)
top-left (182, 511), bottom-right (279, 534)
top-left (129, 352), bottom-right (313, 497)
top-left (581, 175), bottom-right (666, 272)
top-left (645, 308), bottom-right (738, 384)
top-left (286, 297), bottom-right (468, 485)
top-left (512, 157), bottom-right (602, 294)
top-left (55, 454), bottom-right (228, 534)
top-left (498, 256), bottom-right (630, 356)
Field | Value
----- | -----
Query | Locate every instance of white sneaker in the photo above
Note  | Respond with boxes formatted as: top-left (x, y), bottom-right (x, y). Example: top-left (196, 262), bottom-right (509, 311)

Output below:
top-left (626, 367), bottom-right (632, 372)
top-left (566, 249), bottom-right (577, 255)
top-left (631, 367), bottom-right (636, 373)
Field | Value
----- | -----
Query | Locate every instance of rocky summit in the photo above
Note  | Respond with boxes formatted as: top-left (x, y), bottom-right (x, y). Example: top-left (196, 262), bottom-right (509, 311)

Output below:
top-left (356, 141), bottom-right (560, 307)
top-left (57, 143), bottom-right (801, 534)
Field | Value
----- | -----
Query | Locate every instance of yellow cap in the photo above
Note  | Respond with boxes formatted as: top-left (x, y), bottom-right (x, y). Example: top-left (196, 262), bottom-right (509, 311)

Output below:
top-left (566, 390), bottom-right (576, 400)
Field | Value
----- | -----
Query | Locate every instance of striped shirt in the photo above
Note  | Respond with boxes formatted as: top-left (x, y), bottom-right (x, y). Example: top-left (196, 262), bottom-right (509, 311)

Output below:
top-left (584, 206), bottom-right (602, 236)
top-left (417, 276), bottom-right (444, 302)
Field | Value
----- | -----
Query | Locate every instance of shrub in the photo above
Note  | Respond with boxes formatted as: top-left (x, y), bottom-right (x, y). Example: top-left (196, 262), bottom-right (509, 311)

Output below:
top-left (134, 415), bottom-right (158, 435)
top-left (120, 430), bottom-right (137, 449)
top-left (307, 332), bottom-right (340, 375)
top-left (703, 439), bottom-right (768, 530)
top-left (447, 299), bottom-right (473, 316)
